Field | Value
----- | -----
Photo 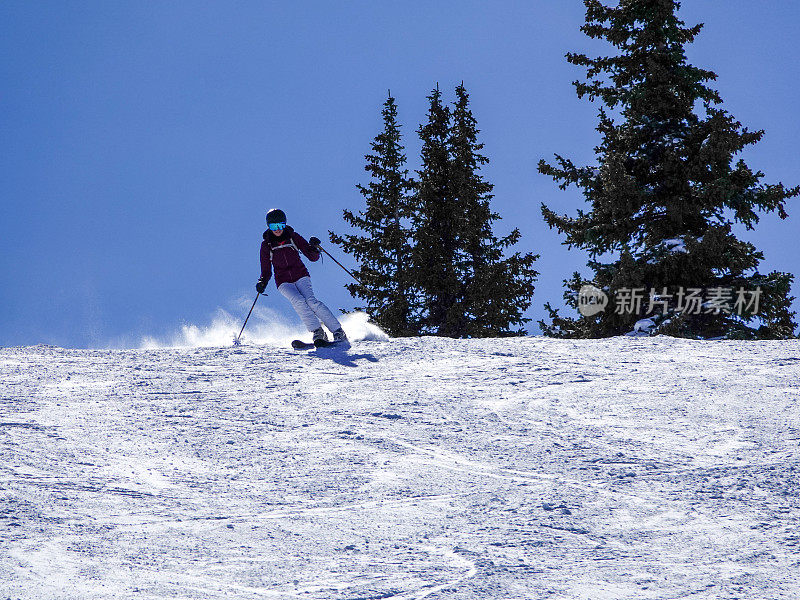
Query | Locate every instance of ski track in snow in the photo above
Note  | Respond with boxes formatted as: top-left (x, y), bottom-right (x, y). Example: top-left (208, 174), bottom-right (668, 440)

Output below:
top-left (1, 336), bottom-right (799, 599)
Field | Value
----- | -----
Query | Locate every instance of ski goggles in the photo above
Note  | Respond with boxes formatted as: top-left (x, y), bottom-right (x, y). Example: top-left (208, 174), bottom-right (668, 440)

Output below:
top-left (268, 222), bottom-right (287, 231)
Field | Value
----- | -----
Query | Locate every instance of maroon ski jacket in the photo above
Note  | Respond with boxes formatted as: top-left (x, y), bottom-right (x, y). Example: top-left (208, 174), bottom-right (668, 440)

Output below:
top-left (259, 226), bottom-right (320, 288)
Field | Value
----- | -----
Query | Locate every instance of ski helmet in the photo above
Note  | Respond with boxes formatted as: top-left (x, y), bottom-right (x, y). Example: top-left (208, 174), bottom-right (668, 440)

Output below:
top-left (266, 208), bottom-right (287, 226)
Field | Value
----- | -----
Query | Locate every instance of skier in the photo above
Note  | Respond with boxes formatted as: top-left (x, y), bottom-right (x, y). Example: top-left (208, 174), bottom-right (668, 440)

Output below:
top-left (256, 209), bottom-right (348, 345)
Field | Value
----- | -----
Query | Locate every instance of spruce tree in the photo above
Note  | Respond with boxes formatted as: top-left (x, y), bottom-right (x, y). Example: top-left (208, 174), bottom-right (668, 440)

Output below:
top-left (539, 0), bottom-right (798, 339)
top-left (449, 83), bottom-right (539, 336)
top-left (329, 93), bottom-right (418, 336)
top-left (413, 85), bottom-right (460, 336)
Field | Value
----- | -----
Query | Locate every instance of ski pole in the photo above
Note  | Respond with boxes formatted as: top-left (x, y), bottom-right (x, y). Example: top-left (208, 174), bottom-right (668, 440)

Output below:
top-left (318, 244), bottom-right (363, 285)
top-left (234, 292), bottom-right (262, 345)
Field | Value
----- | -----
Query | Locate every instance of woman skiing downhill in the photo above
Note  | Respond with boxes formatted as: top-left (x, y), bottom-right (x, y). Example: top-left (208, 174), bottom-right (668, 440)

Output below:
top-left (256, 209), bottom-right (348, 344)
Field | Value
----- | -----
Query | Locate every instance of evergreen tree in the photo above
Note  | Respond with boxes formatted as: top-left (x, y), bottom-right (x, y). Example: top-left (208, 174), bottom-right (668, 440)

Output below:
top-left (329, 93), bottom-right (418, 336)
top-left (413, 85), bottom-right (460, 336)
top-left (539, 0), bottom-right (798, 339)
top-left (449, 83), bottom-right (539, 336)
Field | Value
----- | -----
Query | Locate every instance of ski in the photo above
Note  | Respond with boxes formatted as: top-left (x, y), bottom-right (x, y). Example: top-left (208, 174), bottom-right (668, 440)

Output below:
top-left (313, 339), bottom-right (346, 348)
top-left (291, 339), bottom-right (315, 350)
top-left (290, 339), bottom-right (348, 350)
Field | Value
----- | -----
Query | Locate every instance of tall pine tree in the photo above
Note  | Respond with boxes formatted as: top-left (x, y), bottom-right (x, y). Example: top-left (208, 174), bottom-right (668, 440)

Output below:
top-left (448, 84), bottom-right (539, 336)
top-left (539, 0), bottom-right (798, 339)
top-left (413, 86), bottom-right (460, 336)
top-left (329, 93), bottom-right (418, 336)
top-left (336, 85), bottom-right (538, 338)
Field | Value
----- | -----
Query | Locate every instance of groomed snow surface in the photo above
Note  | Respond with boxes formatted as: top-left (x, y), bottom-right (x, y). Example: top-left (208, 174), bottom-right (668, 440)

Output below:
top-left (2, 333), bottom-right (799, 599)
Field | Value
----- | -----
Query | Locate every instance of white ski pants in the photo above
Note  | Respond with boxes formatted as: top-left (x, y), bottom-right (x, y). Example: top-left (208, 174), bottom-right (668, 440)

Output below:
top-left (278, 276), bottom-right (342, 333)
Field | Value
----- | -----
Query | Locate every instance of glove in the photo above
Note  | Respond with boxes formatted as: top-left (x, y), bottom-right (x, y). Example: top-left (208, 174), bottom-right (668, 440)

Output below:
top-left (256, 279), bottom-right (267, 294)
top-left (309, 236), bottom-right (321, 248)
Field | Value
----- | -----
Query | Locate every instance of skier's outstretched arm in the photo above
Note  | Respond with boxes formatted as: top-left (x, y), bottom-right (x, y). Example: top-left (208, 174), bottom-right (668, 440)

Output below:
top-left (257, 241), bottom-right (272, 292)
top-left (292, 232), bottom-right (321, 262)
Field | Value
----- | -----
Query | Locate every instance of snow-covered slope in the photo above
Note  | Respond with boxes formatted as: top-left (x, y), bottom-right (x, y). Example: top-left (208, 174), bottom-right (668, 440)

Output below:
top-left (2, 336), bottom-right (799, 599)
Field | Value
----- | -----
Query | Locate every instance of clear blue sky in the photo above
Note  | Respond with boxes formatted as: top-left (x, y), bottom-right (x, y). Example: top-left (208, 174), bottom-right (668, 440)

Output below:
top-left (2, 1), bottom-right (798, 347)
